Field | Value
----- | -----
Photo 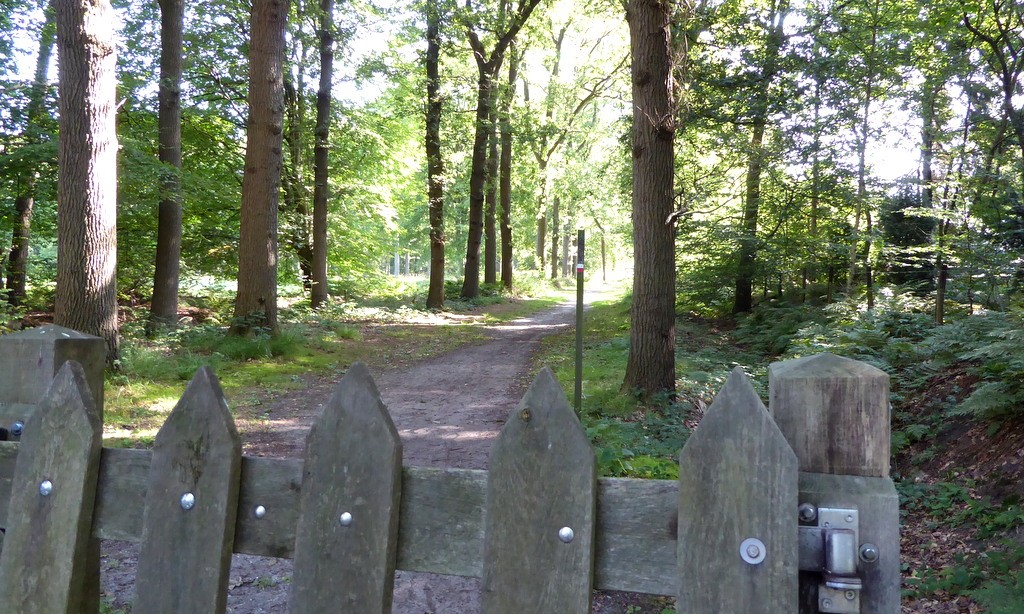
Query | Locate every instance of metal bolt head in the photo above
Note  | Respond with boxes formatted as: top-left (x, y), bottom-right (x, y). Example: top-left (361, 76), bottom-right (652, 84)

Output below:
top-left (520, 408), bottom-right (531, 422)
top-left (845, 590), bottom-right (856, 601)
top-left (39, 479), bottom-right (53, 496)
top-left (739, 538), bottom-right (766, 565)
top-left (180, 492), bottom-right (196, 511)
top-left (821, 598), bottom-right (833, 609)
top-left (845, 514), bottom-right (854, 523)
top-left (254, 505), bottom-right (267, 519)
top-left (859, 543), bottom-right (879, 563)
top-left (12, 421), bottom-right (24, 437)
top-left (798, 503), bottom-right (817, 523)
top-left (558, 526), bottom-right (575, 543)
top-left (339, 512), bottom-right (353, 527)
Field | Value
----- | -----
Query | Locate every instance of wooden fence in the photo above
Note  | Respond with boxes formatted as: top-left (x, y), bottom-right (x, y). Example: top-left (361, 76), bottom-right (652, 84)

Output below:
top-left (0, 325), bottom-right (900, 613)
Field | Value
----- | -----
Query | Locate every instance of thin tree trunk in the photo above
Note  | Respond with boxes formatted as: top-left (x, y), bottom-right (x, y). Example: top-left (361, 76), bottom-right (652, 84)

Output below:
top-left (550, 196), bottom-right (560, 279)
top-left (54, 0), bottom-right (120, 364)
top-left (484, 106), bottom-right (499, 285)
top-left (310, 0), bottom-right (333, 308)
top-left (623, 0), bottom-right (677, 396)
top-left (847, 1), bottom-right (878, 307)
top-left (461, 67), bottom-right (493, 298)
top-left (425, 0), bottom-right (445, 308)
top-left (232, 0), bottom-right (289, 336)
top-left (7, 2), bottom-right (56, 307)
top-left (461, 0), bottom-right (542, 298)
top-left (148, 0), bottom-right (184, 332)
top-left (732, 0), bottom-right (788, 314)
top-left (499, 46), bottom-right (516, 289)
top-left (283, 70), bottom-right (311, 289)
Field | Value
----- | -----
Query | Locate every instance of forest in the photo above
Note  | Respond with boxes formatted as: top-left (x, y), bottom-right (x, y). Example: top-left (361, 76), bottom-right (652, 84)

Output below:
top-left (1, 0), bottom-right (1024, 610)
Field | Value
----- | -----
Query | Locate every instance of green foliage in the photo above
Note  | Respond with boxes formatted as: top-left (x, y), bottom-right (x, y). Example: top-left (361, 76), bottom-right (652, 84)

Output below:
top-left (970, 568), bottom-right (1024, 614)
top-left (733, 303), bottom-right (827, 355)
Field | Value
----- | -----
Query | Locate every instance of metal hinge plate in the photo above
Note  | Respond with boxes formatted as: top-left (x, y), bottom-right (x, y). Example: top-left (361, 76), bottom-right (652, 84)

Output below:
top-left (798, 507), bottom-right (860, 614)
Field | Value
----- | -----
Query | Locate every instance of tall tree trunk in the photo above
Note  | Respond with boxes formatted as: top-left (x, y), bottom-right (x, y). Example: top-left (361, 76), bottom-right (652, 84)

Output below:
top-left (484, 107), bottom-right (499, 285)
top-left (7, 2), bottom-right (56, 307)
top-left (148, 0), bottom-right (184, 332)
top-left (550, 195), bottom-right (560, 279)
top-left (733, 119), bottom-right (766, 314)
top-left (283, 70), bottom-right (311, 289)
top-left (55, 0), bottom-right (120, 364)
top-left (232, 0), bottom-right (289, 336)
top-left (732, 0), bottom-right (788, 314)
top-left (461, 67), bottom-right (494, 298)
top-left (310, 0), bottom-right (333, 308)
top-left (847, 1), bottom-right (878, 307)
top-left (921, 80), bottom-right (942, 324)
top-left (461, 0), bottom-right (542, 298)
top-left (425, 0), bottom-right (445, 308)
top-left (536, 159), bottom-right (548, 271)
top-left (623, 0), bottom-right (677, 396)
top-left (499, 49), bottom-right (516, 289)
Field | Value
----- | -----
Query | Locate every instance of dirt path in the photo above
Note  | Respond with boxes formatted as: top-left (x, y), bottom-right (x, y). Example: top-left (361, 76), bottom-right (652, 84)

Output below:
top-left (100, 294), bottom-right (667, 612)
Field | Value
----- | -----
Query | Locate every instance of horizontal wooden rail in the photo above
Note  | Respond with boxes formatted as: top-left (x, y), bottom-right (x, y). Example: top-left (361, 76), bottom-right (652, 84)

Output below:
top-left (0, 442), bottom-right (894, 598)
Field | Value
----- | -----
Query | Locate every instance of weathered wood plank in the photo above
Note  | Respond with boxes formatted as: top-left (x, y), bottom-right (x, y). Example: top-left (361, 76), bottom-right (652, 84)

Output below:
top-left (234, 455), bottom-right (303, 559)
top-left (678, 368), bottom-right (798, 613)
top-left (0, 325), bottom-right (105, 428)
top-left (594, 477), bottom-right (678, 595)
top-left (133, 367), bottom-right (242, 614)
top-left (0, 362), bottom-right (102, 613)
top-left (481, 368), bottom-right (596, 612)
top-left (3, 448), bottom-right (679, 595)
top-left (768, 352), bottom-right (890, 477)
top-left (290, 362), bottom-right (402, 613)
top-left (396, 466), bottom-right (486, 577)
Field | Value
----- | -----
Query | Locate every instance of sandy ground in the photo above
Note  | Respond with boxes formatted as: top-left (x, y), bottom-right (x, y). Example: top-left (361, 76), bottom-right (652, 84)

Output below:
top-left (100, 296), bottom-right (672, 612)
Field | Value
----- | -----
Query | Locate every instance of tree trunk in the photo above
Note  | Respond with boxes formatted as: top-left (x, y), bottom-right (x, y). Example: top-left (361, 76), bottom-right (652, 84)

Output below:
top-left (921, 80), bottom-right (943, 324)
top-left (550, 196), bottom-right (560, 279)
top-left (499, 46), bottom-right (516, 289)
top-left (847, 2), bottom-right (878, 306)
top-left (232, 0), bottom-right (289, 336)
top-left (733, 118), bottom-right (765, 314)
top-left (7, 2), bottom-right (56, 308)
top-left (425, 0), bottom-right (445, 308)
top-left (623, 0), bottom-right (677, 396)
top-left (732, 0), bottom-right (788, 314)
top-left (148, 0), bottom-right (184, 333)
top-left (54, 0), bottom-right (120, 364)
top-left (561, 228), bottom-right (570, 277)
top-left (461, 0), bottom-right (542, 298)
top-left (461, 67), bottom-right (493, 298)
top-left (282, 73), bottom-right (311, 290)
top-left (310, 0), bottom-right (333, 309)
top-left (484, 106), bottom-right (499, 285)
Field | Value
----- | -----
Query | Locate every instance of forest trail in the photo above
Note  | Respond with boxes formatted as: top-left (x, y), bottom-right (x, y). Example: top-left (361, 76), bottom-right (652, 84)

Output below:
top-left (101, 288), bottom-right (659, 612)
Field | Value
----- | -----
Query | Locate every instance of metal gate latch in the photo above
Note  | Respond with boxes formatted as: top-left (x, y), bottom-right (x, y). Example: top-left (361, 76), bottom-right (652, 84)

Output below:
top-left (798, 505), bottom-right (862, 613)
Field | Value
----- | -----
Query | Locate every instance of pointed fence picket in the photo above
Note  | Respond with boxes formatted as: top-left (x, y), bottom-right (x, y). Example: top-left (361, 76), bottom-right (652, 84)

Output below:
top-left (0, 329), bottom-right (900, 614)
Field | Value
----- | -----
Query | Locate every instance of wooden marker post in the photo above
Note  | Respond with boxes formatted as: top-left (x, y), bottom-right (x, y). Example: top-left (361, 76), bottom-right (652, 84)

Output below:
top-left (574, 230), bottom-right (584, 413)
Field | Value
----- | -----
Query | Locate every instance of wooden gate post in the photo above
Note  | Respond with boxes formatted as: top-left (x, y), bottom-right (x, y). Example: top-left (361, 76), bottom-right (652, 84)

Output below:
top-left (0, 325), bottom-right (105, 438)
top-left (0, 325), bottom-right (105, 610)
top-left (677, 368), bottom-right (798, 613)
top-left (769, 353), bottom-right (900, 614)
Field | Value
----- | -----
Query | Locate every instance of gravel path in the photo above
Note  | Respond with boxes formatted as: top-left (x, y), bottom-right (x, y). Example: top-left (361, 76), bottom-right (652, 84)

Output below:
top-left (100, 295), bottom-right (668, 612)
